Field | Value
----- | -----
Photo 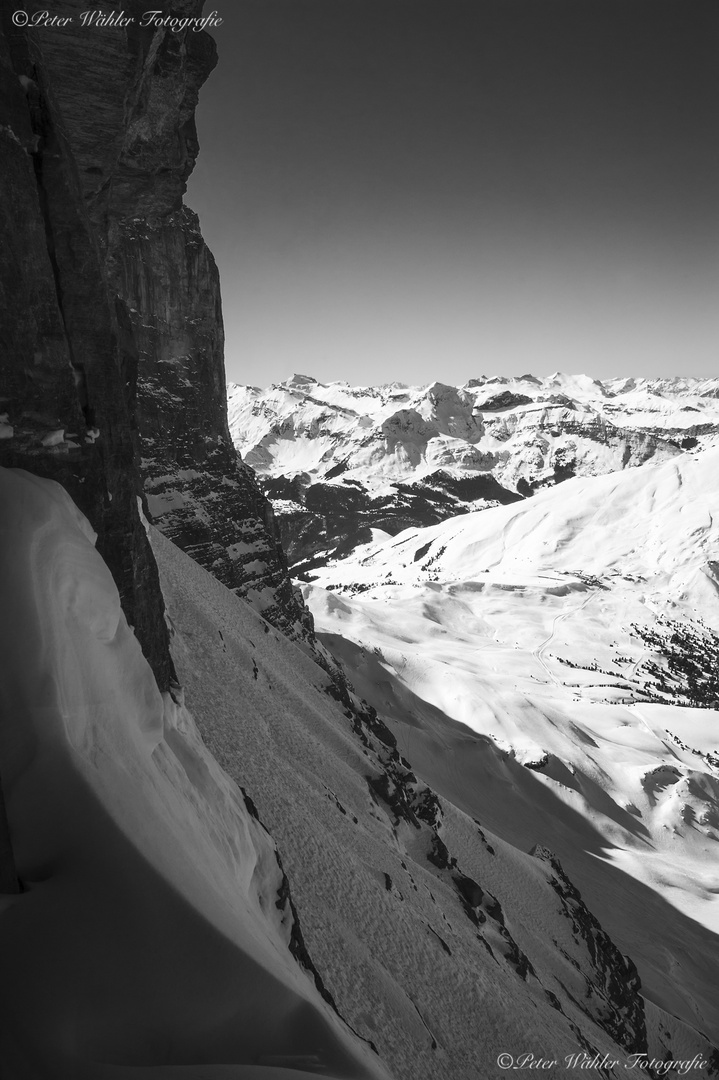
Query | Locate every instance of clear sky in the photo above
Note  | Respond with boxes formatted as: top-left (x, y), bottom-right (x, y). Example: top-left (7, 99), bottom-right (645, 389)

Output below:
top-left (187, 0), bottom-right (718, 388)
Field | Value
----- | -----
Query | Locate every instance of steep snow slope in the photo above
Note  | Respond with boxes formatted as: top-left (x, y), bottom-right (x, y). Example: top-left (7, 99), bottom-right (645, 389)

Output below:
top-left (304, 449), bottom-right (719, 1041)
top-left (0, 467), bottom-right (386, 1080)
top-left (227, 374), bottom-right (719, 573)
top-left (153, 524), bottom-right (717, 1078)
top-left (3, 465), bottom-right (716, 1078)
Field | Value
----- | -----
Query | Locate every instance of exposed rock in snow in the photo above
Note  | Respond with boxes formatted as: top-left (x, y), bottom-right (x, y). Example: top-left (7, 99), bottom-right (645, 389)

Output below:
top-left (529, 846), bottom-right (646, 1054)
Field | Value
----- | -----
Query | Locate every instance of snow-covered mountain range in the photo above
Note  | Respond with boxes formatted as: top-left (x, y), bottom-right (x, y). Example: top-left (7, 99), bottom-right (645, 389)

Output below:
top-left (228, 373), bottom-right (719, 574)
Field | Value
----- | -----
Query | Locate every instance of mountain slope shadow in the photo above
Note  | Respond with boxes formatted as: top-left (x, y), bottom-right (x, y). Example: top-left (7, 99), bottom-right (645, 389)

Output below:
top-left (318, 631), bottom-right (719, 1044)
top-left (0, 749), bottom-right (379, 1080)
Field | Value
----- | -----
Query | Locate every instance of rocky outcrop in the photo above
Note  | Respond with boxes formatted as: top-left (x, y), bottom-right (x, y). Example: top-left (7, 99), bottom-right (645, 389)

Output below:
top-left (478, 390), bottom-right (534, 411)
top-left (530, 845), bottom-right (648, 1055)
top-left (1, 0), bottom-right (310, 647)
top-left (266, 470), bottom-right (522, 577)
top-left (416, 382), bottom-right (484, 442)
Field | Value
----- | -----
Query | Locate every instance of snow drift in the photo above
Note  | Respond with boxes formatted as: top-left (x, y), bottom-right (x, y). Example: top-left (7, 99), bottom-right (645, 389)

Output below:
top-left (0, 467), bottom-right (386, 1079)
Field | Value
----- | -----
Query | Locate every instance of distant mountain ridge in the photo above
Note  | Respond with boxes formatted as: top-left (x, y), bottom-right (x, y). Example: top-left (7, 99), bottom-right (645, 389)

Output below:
top-left (228, 373), bottom-right (719, 574)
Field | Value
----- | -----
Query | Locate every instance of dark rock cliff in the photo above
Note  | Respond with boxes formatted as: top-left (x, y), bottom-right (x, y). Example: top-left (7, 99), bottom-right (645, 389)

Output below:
top-left (1, 1), bottom-right (310, 664)
top-left (0, 4), bottom-right (174, 690)
top-left (114, 207), bottom-right (310, 640)
top-left (46, 0), bottom-right (309, 641)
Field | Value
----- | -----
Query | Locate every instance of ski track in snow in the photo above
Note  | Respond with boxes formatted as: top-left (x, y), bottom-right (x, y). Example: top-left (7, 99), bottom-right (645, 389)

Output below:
top-left (532, 592), bottom-right (597, 687)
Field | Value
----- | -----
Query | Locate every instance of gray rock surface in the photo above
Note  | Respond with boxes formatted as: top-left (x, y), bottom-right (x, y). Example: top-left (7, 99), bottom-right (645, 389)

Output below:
top-left (1, 0), bottom-right (311, 669)
top-left (0, 4), bottom-right (174, 689)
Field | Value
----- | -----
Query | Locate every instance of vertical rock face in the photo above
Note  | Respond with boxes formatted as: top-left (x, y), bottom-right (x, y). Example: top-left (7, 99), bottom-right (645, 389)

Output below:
top-left (112, 208), bottom-right (311, 641)
top-left (39, 0), bottom-right (310, 642)
top-left (2, 0), bottom-right (310, 669)
top-left (0, 6), bottom-right (174, 690)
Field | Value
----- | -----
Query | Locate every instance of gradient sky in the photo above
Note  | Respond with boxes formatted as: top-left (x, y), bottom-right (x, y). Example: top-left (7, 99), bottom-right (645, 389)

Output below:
top-left (187, 0), bottom-right (718, 388)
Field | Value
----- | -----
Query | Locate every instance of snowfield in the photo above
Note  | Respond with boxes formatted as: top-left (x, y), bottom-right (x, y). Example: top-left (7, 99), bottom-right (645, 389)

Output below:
top-left (304, 449), bottom-right (719, 1039)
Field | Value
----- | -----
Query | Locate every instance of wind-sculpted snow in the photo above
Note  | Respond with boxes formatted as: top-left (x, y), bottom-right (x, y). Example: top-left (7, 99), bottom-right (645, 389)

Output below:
top-left (0, 467), bottom-right (386, 1079)
top-left (304, 448), bottom-right (719, 1044)
top-left (227, 373), bottom-right (719, 573)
